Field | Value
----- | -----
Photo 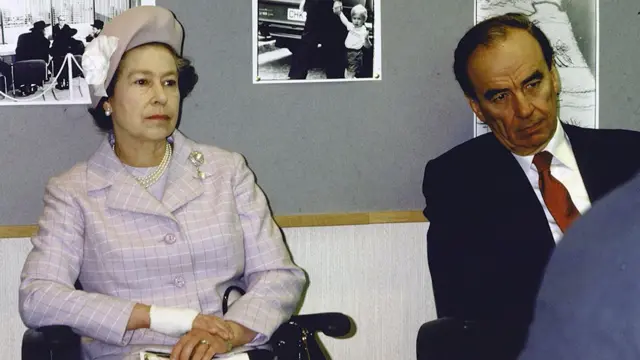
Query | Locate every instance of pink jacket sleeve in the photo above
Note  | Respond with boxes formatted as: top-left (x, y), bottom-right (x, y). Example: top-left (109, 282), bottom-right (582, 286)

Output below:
top-left (222, 153), bottom-right (307, 343)
top-left (19, 177), bottom-right (136, 346)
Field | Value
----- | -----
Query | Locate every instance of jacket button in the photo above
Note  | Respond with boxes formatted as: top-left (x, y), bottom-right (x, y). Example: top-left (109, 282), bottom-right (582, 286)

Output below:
top-left (174, 276), bottom-right (185, 288)
top-left (164, 233), bottom-right (177, 244)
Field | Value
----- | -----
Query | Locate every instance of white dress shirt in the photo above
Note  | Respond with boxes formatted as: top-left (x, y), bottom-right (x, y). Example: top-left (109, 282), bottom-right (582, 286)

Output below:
top-left (512, 119), bottom-right (591, 243)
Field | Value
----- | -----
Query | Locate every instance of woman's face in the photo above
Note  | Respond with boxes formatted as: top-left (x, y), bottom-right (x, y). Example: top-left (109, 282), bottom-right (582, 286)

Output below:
top-left (106, 44), bottom-right (180, 145)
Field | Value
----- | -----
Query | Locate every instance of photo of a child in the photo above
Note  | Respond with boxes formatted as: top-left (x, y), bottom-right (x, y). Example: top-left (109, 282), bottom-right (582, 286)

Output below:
top-left (254, 0), bottom-right (381, 83)
top-left (334, 4), bottom-right (372, 79)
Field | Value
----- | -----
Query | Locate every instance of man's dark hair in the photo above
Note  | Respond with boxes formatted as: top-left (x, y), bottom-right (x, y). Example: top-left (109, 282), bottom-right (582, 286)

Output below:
top-left (453, 12), bottom-right (554, 99)
top-left (89, 42), bottom-right (198, 132)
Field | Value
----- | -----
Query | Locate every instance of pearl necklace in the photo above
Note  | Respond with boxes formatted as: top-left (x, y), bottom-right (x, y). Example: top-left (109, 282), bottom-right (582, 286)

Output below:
top-left (113, 141), bottom-right (172, 188)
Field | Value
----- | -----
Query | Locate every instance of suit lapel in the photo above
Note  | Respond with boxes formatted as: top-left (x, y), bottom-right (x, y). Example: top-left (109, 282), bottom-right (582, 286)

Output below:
top-left (482, 136), bottom-right (555, 249)
top-left (161, 131), bottom-right (205, 213)
top-left (106, 169), bottom-right (175, 220)
top-left (564, 124), bottom-right (605, 202)
top-left (86, 134), bottom-right (181, 222)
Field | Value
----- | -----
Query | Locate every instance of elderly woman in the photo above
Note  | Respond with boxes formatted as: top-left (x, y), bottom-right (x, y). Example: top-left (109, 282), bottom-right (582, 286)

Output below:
top-left (19, 6), bottom-right (306, 360)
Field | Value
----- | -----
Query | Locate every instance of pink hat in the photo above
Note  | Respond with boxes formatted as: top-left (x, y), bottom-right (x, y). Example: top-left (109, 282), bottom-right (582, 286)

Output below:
top-left (82, 6), bottom-right (184, 108)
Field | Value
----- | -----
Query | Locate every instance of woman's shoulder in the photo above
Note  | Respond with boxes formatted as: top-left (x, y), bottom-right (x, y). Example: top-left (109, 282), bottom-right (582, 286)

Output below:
top-left (46, 162), bottom-right (89, 192)
top-left (185, 140), bottom-right (245, 168)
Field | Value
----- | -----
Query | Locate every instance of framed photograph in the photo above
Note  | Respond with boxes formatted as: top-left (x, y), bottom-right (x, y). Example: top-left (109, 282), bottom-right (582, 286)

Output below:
top-left (473, 0), bottom-right (599, 137)
top-left (0, 0), bottom-right (155, 106)
top-left (253, 0), bottom-right (382, 84)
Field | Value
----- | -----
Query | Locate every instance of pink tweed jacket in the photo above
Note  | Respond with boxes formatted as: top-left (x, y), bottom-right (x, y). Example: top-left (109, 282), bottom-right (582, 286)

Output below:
top-left (19, 130), bottom-right (306, 359)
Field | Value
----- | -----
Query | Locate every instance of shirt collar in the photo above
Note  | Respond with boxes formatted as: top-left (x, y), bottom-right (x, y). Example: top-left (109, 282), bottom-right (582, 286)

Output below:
top-left (512, 119), bottom-right (579, 173)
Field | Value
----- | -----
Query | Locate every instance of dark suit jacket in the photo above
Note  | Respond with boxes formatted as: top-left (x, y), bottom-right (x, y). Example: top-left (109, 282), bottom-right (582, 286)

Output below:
top-left (52, 24), bottom-right (64, 40)
top-left (15, 31), bottom-right (50, 62)
top-left (422, 123), bottom-right (640, 359)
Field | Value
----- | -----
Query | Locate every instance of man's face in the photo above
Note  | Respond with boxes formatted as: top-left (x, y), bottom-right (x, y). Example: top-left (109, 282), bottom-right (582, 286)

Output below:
top-left (466, 28), bottom-right (560, 156)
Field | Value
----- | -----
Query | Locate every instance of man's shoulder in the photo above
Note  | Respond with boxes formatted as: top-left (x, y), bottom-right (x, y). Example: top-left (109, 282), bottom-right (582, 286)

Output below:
top-left (422, 133), bottom-right (502, 195)
top-left (427, 133), bottom-right (499, 173)
top-left (566, 125), bottom-right (640, 165)
top-left (567, 124), bottom-right (640, 145)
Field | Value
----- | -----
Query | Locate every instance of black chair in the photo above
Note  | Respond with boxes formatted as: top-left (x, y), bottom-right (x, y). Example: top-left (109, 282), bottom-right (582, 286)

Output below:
top-left (416, 317), bottom-right (528, 360)
top-left (22, 283), bottom-right (353, 360)
top-left (0, 59), bottom-right (11, 96)
top-left (0, 73), bottom-right (7, 99)
top-left (50, 55), bottom-right (85, 99)
top-left (417, 318), bottom-right (477, 360)
top-left (11, 59), bottom-right (47, 95)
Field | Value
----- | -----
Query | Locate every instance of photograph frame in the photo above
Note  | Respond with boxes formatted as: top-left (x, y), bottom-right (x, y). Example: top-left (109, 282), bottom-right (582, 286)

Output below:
top-left (252, 0), bottom-right (382, 84)
top-left (0, 0), bottom-right (156, 106)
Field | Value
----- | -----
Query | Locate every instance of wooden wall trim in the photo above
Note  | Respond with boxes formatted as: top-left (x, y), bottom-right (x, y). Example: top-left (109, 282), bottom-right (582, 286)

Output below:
top-left (0, 211), bottom-right (427, 239)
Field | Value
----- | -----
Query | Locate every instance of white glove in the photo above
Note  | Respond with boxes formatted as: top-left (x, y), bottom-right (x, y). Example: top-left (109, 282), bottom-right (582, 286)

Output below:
top-left (149, 306), bottom-right (199, 337)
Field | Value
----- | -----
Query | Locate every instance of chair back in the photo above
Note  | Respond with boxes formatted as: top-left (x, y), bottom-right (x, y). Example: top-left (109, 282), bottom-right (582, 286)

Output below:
top-left (12, 60), bottom-right (47, 88)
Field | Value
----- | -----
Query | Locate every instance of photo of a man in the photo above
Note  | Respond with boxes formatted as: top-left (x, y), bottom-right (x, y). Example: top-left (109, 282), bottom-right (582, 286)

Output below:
top-left (0, 0), bottom-right (156, 105)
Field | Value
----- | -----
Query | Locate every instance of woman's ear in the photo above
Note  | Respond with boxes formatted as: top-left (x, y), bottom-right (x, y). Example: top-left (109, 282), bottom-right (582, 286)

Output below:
top-left (103, 100), bottom-right (112, 116)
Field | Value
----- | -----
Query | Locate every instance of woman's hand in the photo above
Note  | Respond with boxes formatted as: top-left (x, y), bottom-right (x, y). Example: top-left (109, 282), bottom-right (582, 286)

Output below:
top-left (171, 328), bottom-right (229, 360)
top-left (191, 313), bottom-right (234, 341)
top-left (225, 320), bottom-right (258, 347)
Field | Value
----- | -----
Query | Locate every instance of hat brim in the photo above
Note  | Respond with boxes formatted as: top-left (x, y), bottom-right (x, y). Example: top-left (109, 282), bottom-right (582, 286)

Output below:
top-left (30, 23), bottom-right (51, 31)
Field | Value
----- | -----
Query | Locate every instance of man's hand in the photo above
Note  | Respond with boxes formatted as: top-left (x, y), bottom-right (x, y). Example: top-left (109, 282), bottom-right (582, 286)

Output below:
top-left (171, 329), bottom-right (229, 360)
top-left (191, 314), bottom-right (234, 341)
top-left (333, 1), bottom-right (343, 14)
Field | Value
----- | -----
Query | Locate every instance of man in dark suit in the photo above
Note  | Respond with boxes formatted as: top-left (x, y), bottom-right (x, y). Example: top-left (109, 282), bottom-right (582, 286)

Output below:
top-left (518, 169), bottom-right (640, 359)
top-left (421, 13), bottom-right (640, 359)
top-left (15, 20), bottom-right (50, 62)
top-left (50, 26), bottom-right (84, 90)
top-left (288, 0), bottom-right (347, 79)
top-left (14, 20), bottom-right (51, 96)
top-left (51, 15), bottom-right (67, 40)
top-left (85, 19), bottom-right (104, 43)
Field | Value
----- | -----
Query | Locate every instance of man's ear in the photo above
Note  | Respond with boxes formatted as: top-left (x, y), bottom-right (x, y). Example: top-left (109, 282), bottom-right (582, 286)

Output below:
top-left (551, 63), bottom-right (561, 95)
top-left (466, 96), bottom-right (485, 123)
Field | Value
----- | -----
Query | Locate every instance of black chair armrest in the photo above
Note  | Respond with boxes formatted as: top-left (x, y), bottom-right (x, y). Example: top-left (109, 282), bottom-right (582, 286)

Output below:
top-left (417, 317), bottom-right (473, 360)
top-left (22, 325), bottom-right (81, 360)
top-left (417, 317), bottom-right (530, 360)
top-left (289, 312), bottom-right (352, 338)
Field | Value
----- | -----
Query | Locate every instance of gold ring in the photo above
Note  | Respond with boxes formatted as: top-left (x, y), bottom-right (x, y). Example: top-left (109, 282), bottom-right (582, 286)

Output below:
top-left (199, 339), bottom-right (210, 346)
top-left (226, 340), bottom-right (233, 352)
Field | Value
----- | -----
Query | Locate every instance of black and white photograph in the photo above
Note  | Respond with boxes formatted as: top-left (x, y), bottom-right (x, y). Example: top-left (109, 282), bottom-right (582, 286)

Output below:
top-left (0, 0), bottom-right (155, 106)
top-left (254, 0), bottom-right (382, 84)
top-left (474, 0), bottom-right (598, 136)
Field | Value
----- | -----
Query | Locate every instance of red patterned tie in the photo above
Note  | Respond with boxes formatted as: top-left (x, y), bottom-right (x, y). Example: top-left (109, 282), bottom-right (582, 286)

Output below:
top-left (532, 151), bottom-right (580, 233)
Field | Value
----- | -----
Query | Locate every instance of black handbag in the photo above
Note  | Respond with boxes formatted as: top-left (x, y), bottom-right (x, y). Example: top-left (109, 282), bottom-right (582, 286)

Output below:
top-left (222, 285), bottom-right (351, 360)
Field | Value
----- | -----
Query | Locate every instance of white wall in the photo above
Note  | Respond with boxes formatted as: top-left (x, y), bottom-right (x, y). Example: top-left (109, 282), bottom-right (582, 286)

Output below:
top-left (1, 222), bottom-right (436, 359)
